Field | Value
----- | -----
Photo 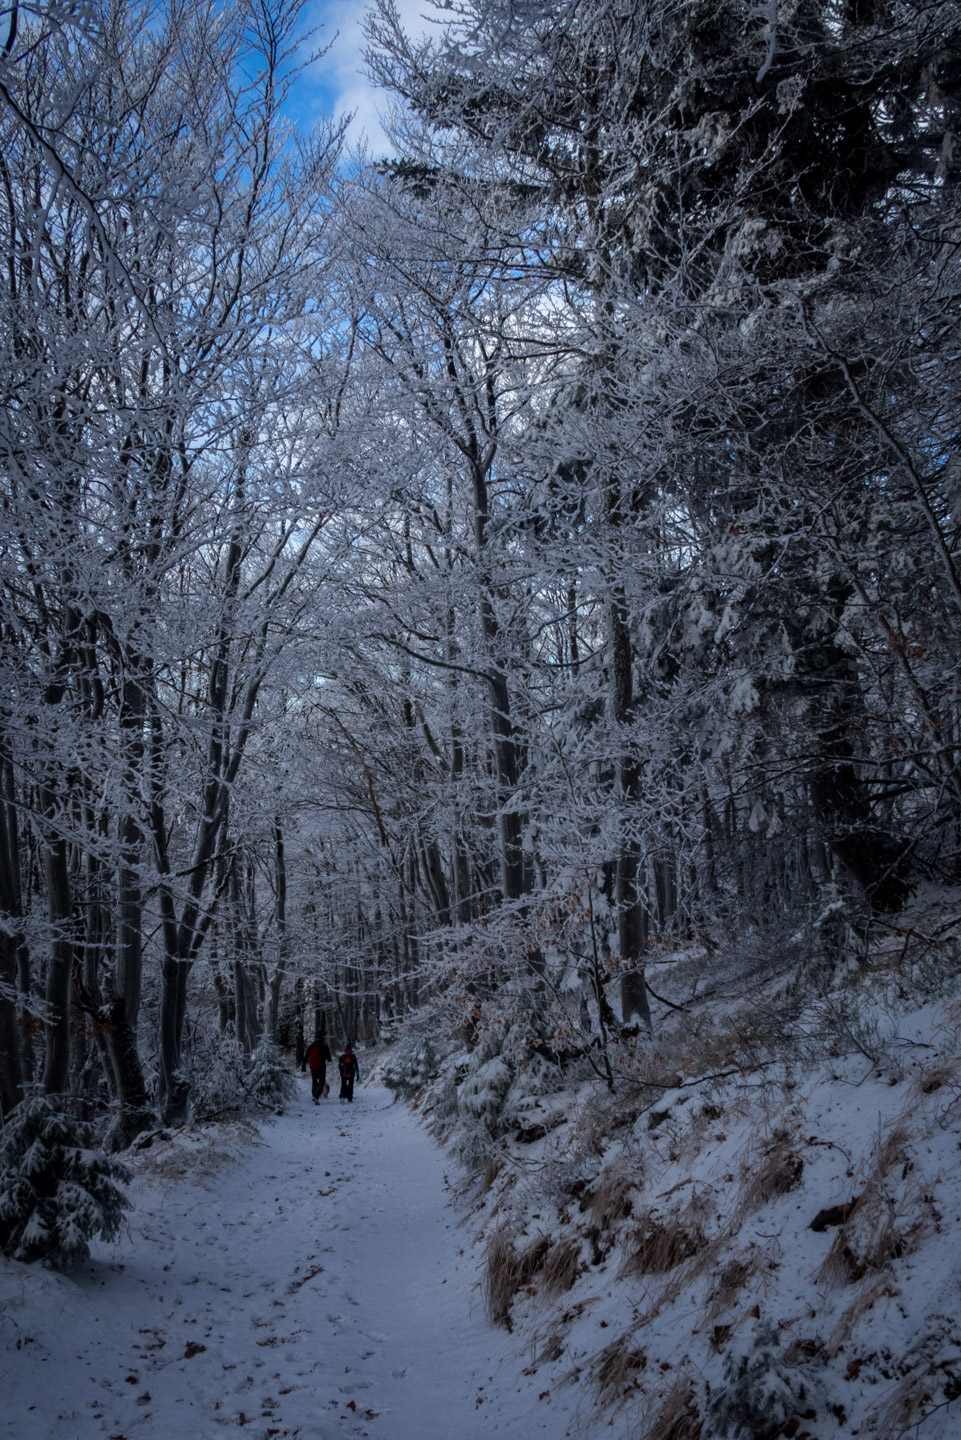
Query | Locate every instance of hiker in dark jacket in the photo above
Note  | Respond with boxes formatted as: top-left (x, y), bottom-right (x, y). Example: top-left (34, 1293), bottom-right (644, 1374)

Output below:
top-left (338, 1044), bottom-right (359, 1103)
top-left (303, 1037), bottom-right (332, 1104)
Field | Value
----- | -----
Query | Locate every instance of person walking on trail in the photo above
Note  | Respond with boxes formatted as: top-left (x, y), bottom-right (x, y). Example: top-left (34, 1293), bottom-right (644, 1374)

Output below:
top-left (303, 1036), bottom-right (332, 1104)
top-left (338, 1043), bottom-right (359, 1103)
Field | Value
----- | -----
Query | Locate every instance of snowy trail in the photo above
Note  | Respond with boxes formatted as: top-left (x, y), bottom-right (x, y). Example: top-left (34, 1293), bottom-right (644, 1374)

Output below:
top-left (3, 1081), bottom-right (584, 1440)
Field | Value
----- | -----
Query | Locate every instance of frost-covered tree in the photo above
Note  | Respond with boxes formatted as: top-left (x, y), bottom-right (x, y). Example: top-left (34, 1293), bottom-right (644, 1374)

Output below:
top-left (0, 1094), bottom-right (131, 1267)
top-left (364, 0), bottom-right (961, 932)
top-left (0, 0), bottom-right (347, 1128)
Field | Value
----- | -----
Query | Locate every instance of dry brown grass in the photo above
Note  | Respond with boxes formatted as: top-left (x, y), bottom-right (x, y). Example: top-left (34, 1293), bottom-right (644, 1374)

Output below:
top-left (482, 1228), bottom-right (551, 1327)
top-left (703, 1252), bottom-right (762, 1322)
top-left (815, 1121), bottom-right (925, 1287)
top-left (593, 1328), bottom-right (647, 1401)
top-left (541, 1236), bottom-right (582, 1295)
top-left (482, 1155), bottom-right (503, 1191)
top-left (738, 1125), bottom-right (804, 1214)
top-left (637, 1375), bottom-right (703, 1440)
top-left (910, 1052), bottom-right (961, 1099)
top-left (137, 1119), bottom-right (259, 1183)
top-left (868, 1367), bottom-right (934, 1440)
top-left (589, 1159), bottom-right (636, 1231)
top-left (827, 1270), bottom-right (899, 1353)
top-left (622, 1206), bottom-right (706, 1276)
top-left (568, 1092), bottom-right (624, 1159)
top-left (820, 1185), bottom-right (932, 1289)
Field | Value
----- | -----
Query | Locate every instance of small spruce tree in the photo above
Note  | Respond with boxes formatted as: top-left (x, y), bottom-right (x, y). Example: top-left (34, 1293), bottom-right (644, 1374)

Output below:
top-left (0, 1094), bottom-right (132, 1268)
top-left (247, 1037), bottom-right (295, 1110)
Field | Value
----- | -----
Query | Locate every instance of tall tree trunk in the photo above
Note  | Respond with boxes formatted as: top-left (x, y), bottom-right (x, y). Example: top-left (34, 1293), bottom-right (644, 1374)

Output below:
top-left (103, 664), bottom-right (154, 1145)
top-left (40, 811), bottom-right (74, 1095)
top-left (116, 668), bottom-right (145, 1033)
top-left (0, 933), bottom-right (22, 1113)
top-left (609, 571), bottom-right (652, 1033)
top-left (807, 644), bottom-right (909, 911)
top-left (267, 818), bottom-right (287, 1042)
top-left (470, 456), bottom-right (543, 978)
top-left (0, 747), bottom-right (24, 1112)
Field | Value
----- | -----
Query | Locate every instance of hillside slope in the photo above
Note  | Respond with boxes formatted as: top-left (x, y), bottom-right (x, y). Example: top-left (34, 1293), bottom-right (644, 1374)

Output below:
top-left (394, 891), bottom-right (961, 1439)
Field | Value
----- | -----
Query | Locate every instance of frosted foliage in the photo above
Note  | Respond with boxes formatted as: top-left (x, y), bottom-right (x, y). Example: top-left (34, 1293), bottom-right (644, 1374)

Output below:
top-left (187, 1035), bottom-right (248, 1121)
top-left (188, 1034), bottom-right (293, 1119)
top-left (708, 1318), bottom-right (816, 1437)
top-left (457, 1025), bottom-right (554, 1137)
top-left (0, 1095), bottom-right (131, 1268)
top-left (459, 1055), bottom-right (513, 1131)
top-left (381, 1036), bottom-right (439, 1097)
top-left (247, 1039), bottom-right (295, 1110)
top-left (502, 1052), bottom-right (554, 1124)
top-left (729, 676), bottom-right (761, 714)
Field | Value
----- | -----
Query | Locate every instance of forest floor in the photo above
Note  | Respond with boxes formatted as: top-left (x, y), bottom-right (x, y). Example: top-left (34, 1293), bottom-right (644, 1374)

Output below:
top-left (6, 900), bottom-right (961, 1440)
top-left (0, 1081), bottom-right (589, 1440)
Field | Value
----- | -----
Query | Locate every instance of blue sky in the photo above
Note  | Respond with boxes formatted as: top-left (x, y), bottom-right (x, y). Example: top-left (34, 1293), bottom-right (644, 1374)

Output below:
top-left (287, 0), bottom-right (435, 152)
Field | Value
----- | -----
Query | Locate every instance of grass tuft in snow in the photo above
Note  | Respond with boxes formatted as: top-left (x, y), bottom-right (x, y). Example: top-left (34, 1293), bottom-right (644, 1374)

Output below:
top-left (638, 1373), bottom-right (704, 1440)
top-left (593, 1328), bottom-right (648, 1404)
top-left (588, 1157), bottom-right (636, 1231)
top-left (817, 1119), bottom-right (923, 1286)
top-left (482, 1227), bottom-right (551, 1328)
top-left (540, 1236), bottom-right (582, 1295)
top-left (622, 1204), bottom-right (707, 1277)
top-left (737, 1124), bottom-right (804, 1214)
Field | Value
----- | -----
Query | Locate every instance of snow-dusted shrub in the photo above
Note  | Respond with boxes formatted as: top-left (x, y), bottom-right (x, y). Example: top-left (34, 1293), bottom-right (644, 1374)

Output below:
top-left (459, 1054), bottom-right (513, 1132)
top-left (454, 1053), bottom-right (514, 1168)
top-left (452, 1124), bottom-right (489, 1170)
top-left (187, 1032), bottom-right (293, 1119)
top-left (247, 1038), bottom-right (295, 1111)
top-left (381, 1035), bottom-right (440, 1097)
top-left (707, 1317), bottom-right (816, 1438)
top-left (544, 1155), bottom-right (602, 1206)
top-left (187, 1032), bottom-right (247, 1120)
top-left (0, 1094), bottom-right (131, 1268)
top-left (500, 1043), bottom-right (556, 1125)
top-left (457, 1024), bottom-right (554, 1133)
top-left (804, 882), bottom-right (855, 974)
top-left (431, 1073), bottom-right (460, 1127)
top-left (448, 1024), bottom-right (562, 1166)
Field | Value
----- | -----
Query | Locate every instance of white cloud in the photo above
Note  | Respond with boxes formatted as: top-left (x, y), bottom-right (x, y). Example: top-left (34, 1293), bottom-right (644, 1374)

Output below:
top-left (301, 0), bottom-right (439, 153)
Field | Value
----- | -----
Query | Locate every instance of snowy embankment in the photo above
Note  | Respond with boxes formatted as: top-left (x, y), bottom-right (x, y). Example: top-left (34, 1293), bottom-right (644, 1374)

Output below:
top-left (1, 1084), bottom-right (585, 1440)
top-left (427, 917), bottom-right (961, 1440)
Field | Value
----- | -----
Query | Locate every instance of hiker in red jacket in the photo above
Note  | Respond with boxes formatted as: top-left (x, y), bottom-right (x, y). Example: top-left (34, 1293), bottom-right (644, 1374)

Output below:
top-left (338, 1044), bottom-right (360, 1103)
top-left (302, 1036), bottom-right (332, 1104)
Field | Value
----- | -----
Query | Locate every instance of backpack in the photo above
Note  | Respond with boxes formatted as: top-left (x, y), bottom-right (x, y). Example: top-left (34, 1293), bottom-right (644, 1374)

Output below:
top-left (307, 1043), bottom-right (325, 1070)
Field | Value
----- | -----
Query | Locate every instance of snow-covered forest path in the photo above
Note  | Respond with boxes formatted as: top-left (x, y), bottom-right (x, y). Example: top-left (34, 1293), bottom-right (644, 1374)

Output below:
top-left (4, 1081), bottom-right (583, 1440)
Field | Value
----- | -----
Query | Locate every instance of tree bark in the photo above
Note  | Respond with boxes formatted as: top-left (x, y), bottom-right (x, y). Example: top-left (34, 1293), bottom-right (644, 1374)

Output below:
top-left (609, 568), bottom-right (653, 1033)
top-left (0, 748), bottom-right (24, 1112)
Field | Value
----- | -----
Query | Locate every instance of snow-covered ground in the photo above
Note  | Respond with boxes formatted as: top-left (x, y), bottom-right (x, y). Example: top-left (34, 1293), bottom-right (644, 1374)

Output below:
top-left (1, 1081), bottom-right (587, 1440)
top-left (8, 921), bottom-right (961, 1440)
top-left (439, 982), bottom-right (961, 1440)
